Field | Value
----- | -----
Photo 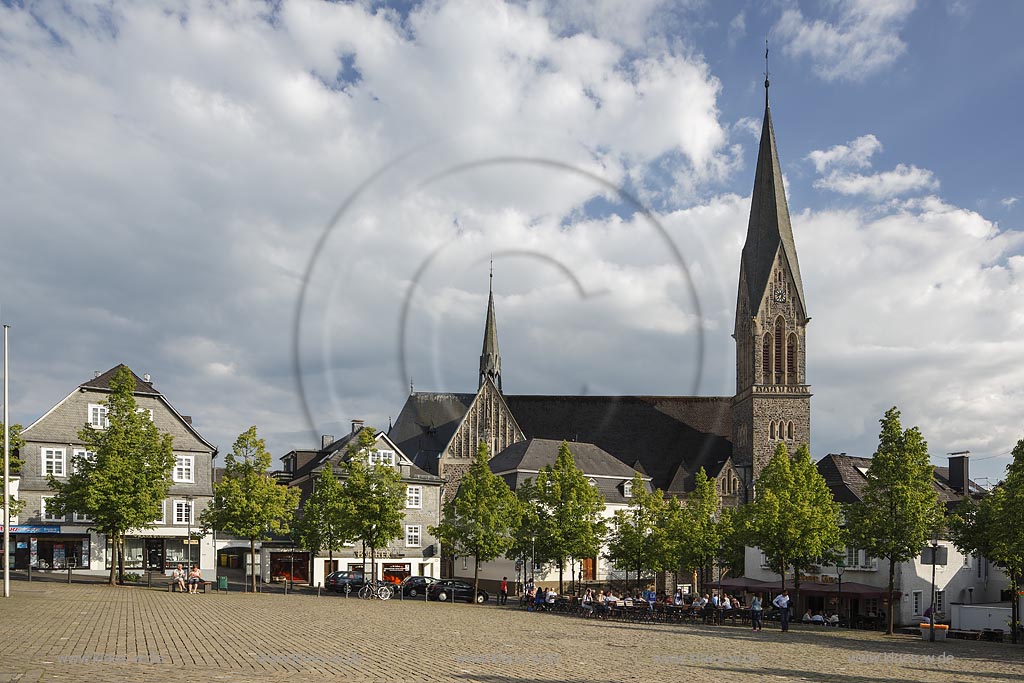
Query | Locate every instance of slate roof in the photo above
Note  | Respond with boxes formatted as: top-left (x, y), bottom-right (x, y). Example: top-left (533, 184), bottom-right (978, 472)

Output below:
top-left (740, 100), bottom-right (806, 314)
top-left (489, 438), bottom-right (641, 479)
top-left (285, 430), bottom-right (440, 484)
top-left (817, 453), bottom-right (986, 507)
top-left (388, 392), bottom-right (477, 475)
top-left (390, 391), bottom-right (734, 493)
top-left (505, 395), bottom-right (733, 495)
top-left (80, 364), bottom-right (160, 395)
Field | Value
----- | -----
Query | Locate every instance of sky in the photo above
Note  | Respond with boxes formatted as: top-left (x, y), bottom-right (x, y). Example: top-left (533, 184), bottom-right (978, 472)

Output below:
top-left (1, 0), bottom-right (1022, 485)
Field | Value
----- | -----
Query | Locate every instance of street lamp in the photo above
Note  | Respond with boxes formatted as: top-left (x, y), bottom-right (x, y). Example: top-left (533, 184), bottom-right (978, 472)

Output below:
top-left (836, 560), bottom-right (845, 628)
top-left (929, 528), bottom-right (939, 642)
top-left (186, 495), bottom-right (194, 570)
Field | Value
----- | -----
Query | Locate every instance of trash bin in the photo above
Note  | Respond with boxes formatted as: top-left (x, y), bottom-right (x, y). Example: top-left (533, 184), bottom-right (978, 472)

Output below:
top-left (218, 575), bottom-right (228, 591)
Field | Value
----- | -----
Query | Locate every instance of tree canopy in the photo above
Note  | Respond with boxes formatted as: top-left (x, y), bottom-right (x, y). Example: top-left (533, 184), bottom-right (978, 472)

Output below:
top-left (846, 407), bottom-right (942, 635)
top-left (46, 367), bottom-right (174, 585)
top-left (431, 442), bottom-right (520, 603)
top-left (200, 426), bottom-right (300, 592)
top-left (1, 421), bottom-right (25, 518)
top-left (295, 462), bottom-right (347, 564)
top-left (606, 473), bottom-right (664, 590)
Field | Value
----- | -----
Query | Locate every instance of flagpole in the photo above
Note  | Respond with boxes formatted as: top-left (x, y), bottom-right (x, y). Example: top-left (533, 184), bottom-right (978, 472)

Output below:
top-left (3, 324), bottom-right (11, 598)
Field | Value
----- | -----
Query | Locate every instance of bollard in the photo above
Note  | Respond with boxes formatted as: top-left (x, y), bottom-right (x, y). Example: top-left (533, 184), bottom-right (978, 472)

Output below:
top-left (283, 578), bottom-right (287, 596)
top-left (27, 564), bottom-right (31, 582)
top-left (68, 565), bottom-right (72, 584)
top-left (317, 582), bottom-right (321, 598)
top-left (147, 572), bottom-right (152, 588)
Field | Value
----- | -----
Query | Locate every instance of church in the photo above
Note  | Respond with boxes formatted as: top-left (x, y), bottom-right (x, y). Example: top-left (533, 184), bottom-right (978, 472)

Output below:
top-left (388, 79), bottom-right (810, 513)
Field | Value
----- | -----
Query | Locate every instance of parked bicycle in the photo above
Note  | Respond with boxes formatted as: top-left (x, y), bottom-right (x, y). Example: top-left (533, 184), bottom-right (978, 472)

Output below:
top-left (358, 580), bottom-right (393, 600)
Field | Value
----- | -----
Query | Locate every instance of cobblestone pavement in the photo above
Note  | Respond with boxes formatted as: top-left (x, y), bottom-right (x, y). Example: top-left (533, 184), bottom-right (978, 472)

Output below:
top-left (0, 583), bottom-right (1021, 683)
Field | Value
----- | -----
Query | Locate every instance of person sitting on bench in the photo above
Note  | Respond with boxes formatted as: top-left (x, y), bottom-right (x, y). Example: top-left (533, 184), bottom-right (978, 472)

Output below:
top-left (187, 564), bottom-right (203, 594)
top-left (172, 564), bottom-right (186, 593)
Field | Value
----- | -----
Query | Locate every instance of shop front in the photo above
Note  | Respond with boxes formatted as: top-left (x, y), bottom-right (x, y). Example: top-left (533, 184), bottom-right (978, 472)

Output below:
top-left (106, 537), bottom-right (202, 572)
top-left (4, 527), bottom-right (91, 570)
top-left (269, 552), bottom-right (310, 584)
top-left (381, 563), bottom-right (411, 586)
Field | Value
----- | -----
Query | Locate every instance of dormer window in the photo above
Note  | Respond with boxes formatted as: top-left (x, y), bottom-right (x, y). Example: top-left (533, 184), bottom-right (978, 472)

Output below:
top-left (588, 478), bottom-right (597, 487)
top-left (369, 450), bottom-right (396, 467)
top-left (623, 481), bottom-right (633, 498)
top-left (88, 404), bottom-right (109, 429)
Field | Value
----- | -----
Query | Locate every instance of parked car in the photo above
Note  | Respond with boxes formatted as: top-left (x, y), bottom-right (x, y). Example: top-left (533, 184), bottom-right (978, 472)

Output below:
top-left (427, 579), bottom-right (489, 604)
top-left (398, 575), bottom-right (439, 598)
top-left (325, 570), bottom-right (366, 593)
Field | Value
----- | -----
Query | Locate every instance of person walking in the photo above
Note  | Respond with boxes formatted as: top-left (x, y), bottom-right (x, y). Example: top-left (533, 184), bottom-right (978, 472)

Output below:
top-left (499, 576), bottom-right (508, 605)
top-left (751, 594), bottom-right (763, 631)
top-left (773, 590), bottom-right (791, 632)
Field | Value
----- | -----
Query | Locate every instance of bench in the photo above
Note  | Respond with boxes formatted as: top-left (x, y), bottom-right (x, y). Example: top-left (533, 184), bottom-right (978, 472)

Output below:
top-left (168, 580), bottom-right (212, 593)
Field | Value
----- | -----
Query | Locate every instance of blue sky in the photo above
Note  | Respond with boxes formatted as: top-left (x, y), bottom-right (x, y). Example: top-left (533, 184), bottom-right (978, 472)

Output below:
top-left (1, 0), bottom-right (1021, 484)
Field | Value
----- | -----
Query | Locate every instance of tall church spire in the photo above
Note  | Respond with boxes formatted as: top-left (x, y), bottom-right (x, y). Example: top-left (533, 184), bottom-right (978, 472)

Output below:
top-left (739, 78), bottom-right (807, 318)
top-left (479, 262), bottom-right (502, 391)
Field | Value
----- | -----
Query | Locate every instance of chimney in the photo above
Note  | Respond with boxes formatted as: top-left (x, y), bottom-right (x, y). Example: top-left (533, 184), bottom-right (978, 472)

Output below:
top-left (182, 416), bottom-right (193, 425)
top-left (321, 434), bottom-right (335, 449)
top-left (948, 454), bottom-right (969, 494)
top-left (351, 419), bottom-right (364, 435)
top-left (143, 373), bottom-right (152, 383)
top-left (94, 370), bottom-right (101, 378)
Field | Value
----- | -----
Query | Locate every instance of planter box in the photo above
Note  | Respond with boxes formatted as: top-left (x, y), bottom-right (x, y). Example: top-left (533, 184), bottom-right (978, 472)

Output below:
top-left (919, 624), bottom-right (948, 642)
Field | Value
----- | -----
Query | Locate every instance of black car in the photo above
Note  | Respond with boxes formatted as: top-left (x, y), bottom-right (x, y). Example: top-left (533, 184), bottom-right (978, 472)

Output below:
top-left (397, 575), bottom-right (439, 598)
top-left (427, 579), bottom-right (489, 604)
top-left (325, 570), bottom-right (366, 593)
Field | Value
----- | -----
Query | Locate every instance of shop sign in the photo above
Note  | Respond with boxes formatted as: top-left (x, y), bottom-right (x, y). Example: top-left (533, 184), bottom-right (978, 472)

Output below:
top-left (0, 526), bottom-right (61, 534)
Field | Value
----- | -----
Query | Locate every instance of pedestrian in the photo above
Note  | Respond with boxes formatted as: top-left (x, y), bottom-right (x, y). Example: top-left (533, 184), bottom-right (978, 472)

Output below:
top-left (172, 563), bottom-right (186, 593)
top-left (773, 590), bottom-right (791, 632)
top-left (499, 576), bottom-right (508, 605)
top-left (751, 594), bottom-right (763, 631)
top-left (187, 564), bottom-right (202, 594)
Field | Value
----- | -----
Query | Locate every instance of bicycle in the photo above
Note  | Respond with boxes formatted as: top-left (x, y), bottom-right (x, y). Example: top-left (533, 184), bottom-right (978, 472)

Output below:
top-left (358, 580), bottom-right (393, 600)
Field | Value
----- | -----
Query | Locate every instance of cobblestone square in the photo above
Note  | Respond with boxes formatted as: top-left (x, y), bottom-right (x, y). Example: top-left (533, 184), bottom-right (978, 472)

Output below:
top-left (0, 583), bottom-right (1021, 683)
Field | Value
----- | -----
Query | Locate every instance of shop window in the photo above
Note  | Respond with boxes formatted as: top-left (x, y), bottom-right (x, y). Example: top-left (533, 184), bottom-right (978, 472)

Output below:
top-left (88, 404), bottom-right (109, 429)
top-left (42, 448), bottom-right (66, 477)
top-left (406, 485), bottom-right (422, 509)
top-left (406, 525), bottom-right (421, 548)
top-left (173, 455), bottom-right (194, 483)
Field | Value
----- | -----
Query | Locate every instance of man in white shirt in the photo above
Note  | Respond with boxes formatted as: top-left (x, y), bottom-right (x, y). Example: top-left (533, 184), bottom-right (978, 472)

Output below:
top-left (773, 591), bottom-right (791, 632)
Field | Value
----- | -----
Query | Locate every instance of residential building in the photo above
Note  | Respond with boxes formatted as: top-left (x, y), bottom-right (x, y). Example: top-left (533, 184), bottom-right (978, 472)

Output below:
top-left (16, 365), bottom-right (216, 574)
top-left (276, 422), bottom-right (443, 587)
top-left (451, 438), bottom-right (652, 592)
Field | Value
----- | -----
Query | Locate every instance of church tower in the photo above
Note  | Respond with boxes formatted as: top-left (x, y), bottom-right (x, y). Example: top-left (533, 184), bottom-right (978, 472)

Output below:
top-left (479, 264), bottom-right (502, 391)
top-left (732, 72), bottom-right (811, 490)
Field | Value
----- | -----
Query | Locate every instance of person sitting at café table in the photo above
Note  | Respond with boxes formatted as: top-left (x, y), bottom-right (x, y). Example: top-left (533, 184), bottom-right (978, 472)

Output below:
top-left (802, 609), bottom-right (814, 623)
top-left (811, 611), bottom-right (826, 625)
top-left (827, 612), bottom-right (840, 626)
top-left (545, 588), bottom-right (557, 608)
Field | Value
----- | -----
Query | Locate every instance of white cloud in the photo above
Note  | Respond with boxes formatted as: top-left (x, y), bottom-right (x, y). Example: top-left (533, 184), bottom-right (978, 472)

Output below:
top-left (806, 134), bottom-right (882, 173)
top-left (1001, 197), bottom-right (1019, 208)
top-left (816, 163), bottom-right (938, 199)
top-left (774, 0), bottom-right (917, 82)
top-left (733, 116), bottom-right (761, 140)
top-left (728, 11), bottom-right (746, 48)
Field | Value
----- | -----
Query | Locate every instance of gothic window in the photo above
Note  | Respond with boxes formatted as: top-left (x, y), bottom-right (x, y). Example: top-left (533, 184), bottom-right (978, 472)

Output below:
top-left (769, 422), bottom-right (776, 440)
top-left (774, 317), bottom-right (785, 384)
top-left (787, 333), bottom-right (797, 384)
top-left (762, 333), bottom-right (772, 384)
top-left (787, 421), bottom-right (794, 440)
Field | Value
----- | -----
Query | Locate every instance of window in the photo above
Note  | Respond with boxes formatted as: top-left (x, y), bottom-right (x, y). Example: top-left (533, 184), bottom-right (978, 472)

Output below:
top-left (42, 448), bottom-right (66, 477)
top-left (368, 450), bottom-right (395, 466)
top-left (864, 598), bottom-right (879, 615)
top-left (762, 334), bottom-right (772, 384)
top-left (912, 590), bottom-right (923, 615)
top-left (588, 478), bottom-right (597, 487)
top-left (137, 408), bottom-right (155, 421)
top-left (73, 509), bottom-right (93, 523)
top-left (787, 421), bottom-right (794, 440)
top-left (963, 553), bottom-right (971, 568)
top-left (173, 455), bottom-right (194, 483)
top-left (759, 551), bottom-right (770, 569)
top-left (845, 546), bottom-right (859, 568)
top-left (774, 318), bottom-right (785, 384)
top-left (88, 404), bottom-right (109, 429)
top-left (623, 481), bottom-right (633, 498)
top-left (406, 525), bottom-right (421, 548)
top-left (173, 500), bottom-right (194, 525)
top-left (935, 590), bottom-right (945, 614)
top-left (406, 485), bottom-right (422, 509)
top-left (786, 333), bottom-right (797, 384)
top-left (154, 500), bottom-right (165, 525)
top-left (41, 496), bottom-right (63, 522)
top-left (72, 449), bottom-right (95, 472)
top-left (462, 557), bottom-right (468, 570)
top-left (977, 555), bottom-right (984, 579)
top-left (770, 422), bottom-right (776, 440)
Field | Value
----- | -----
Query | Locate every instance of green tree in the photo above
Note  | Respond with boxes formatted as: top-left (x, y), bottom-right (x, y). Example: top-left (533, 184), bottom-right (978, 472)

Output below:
top-left (1, 422), bottom-right (25, 518)
top-left (430, 442), bottom-right (520, 604)
top-left (846, 407), bottom-right (942, 635)
top-left (606, 473), bottom-right (665, 591)
top-left (949, 437), bottom-right (1024, 644)
top-left (46, 367), bottom-right (174, 585)
top-left (533, 441), bottom-right (606, 592)
top-left (508, 478), bottom-right (552, 586)
top-left (740, 442), bottom-right (842, 612)
top-left (337, 427), bottom-right (406, 581)
top-left (200, 426), bottom-right (301, 593)
top-left (295, 463), bottom-right (347, 570)
top-left (677, 468), bottom-right (723, 590)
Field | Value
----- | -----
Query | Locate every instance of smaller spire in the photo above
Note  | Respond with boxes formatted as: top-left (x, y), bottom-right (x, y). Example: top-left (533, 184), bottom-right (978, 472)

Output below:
top-left (764, 39), bottom-right (770, 107)
top-left (479, 264), bottom-right (502, 392)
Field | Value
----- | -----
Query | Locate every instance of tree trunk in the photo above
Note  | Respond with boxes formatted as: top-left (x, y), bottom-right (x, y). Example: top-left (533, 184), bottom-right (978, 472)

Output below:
top-left (250, 538), bottom-right (257, 593)
top-left (1011, 571), bottom-right (1019, 645)
top-left (793, 567), bottom-right (801, 619)
top-left (558, 558), bottom-right (564, 595)
top-left (473, 548), bottom-right (481, 606)
top-left (370, 545), bottom-right (376, 584)
top-left (107, 531), bottom-right (118, 586)
top-left (886, 557), bottom-right (896, 635)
